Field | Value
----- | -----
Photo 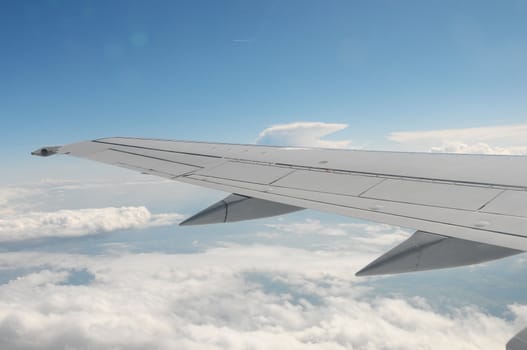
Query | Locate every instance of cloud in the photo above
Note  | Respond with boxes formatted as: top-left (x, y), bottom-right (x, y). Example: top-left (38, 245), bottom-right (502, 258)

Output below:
top-left (0, 178), bottom-right (208, 242)
top-left (0, 187), bottom-right (44, 216)
top-left (265, 219), bottom-right (349, 237)
top-left (254, 122), bottom-right (527, 153)
top-left (256, 122), bottom-right (353, 148)
top-left (0, 178), bottom-right (171, 209)
top-left (389, 124), bottom-right (527, 154)
top-left (0, 206), bottom-right (183, 242)
top-left (264, 220), bottom-right (411, 245)
top-left (0, 188), bottom-right (38, 207)
top-left (429, 142), bottom-right (527, 155)
top-left (338, 223), bottom-right (411, 249)
top-left (0, 247), bottom-right (523, 350)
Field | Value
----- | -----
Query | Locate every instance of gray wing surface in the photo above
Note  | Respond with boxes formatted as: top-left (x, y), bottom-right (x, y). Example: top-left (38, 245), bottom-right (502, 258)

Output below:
top-left (507, 327), bottom-right (527, 350)
top-left (33, 137), bottom-right (527, 270)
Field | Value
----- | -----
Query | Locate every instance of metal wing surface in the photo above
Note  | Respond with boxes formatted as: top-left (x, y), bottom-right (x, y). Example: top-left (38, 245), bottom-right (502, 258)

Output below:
top-left (33, 137), bottom-right (527, 269)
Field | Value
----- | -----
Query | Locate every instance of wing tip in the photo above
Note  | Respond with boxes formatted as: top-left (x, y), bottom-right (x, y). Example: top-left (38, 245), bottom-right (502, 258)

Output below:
top-left (31, 146), bottom-right (62, 157)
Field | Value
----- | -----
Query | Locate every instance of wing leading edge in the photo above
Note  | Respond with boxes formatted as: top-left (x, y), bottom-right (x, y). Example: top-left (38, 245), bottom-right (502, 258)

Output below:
top-left (32, 137), bottom-right (527, 272)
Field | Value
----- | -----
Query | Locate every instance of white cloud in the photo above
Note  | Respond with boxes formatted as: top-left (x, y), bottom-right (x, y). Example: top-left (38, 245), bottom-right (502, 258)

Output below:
top-left (339, 223), bottom-right (411, 249)
top-left (389, 124), bottom-right (527, 144)
top-left (389, 124), bottom-right (527, 154)
top-left (0, 187), bottom-right (47, 216)
top-left (429, 141), bottom-right (527, 155)
top-left (256, 122), bottom-right (353, 148)
top-left (0, 178), bottom-right (172, 212)
top-left (0, 178), bottom-right (209, 242)
top-left (0, 188), bottom-right (37, 207)
top-left (0, 247), bottom-right (523, 350)
top-left (266, 219), bottom-right (349, 237)
top-left (254, 121), bottom-right (527, 154)
top-left (258, 220), bottom-right (410, 254)
top-left (0, 206), bottom-right (183, 241)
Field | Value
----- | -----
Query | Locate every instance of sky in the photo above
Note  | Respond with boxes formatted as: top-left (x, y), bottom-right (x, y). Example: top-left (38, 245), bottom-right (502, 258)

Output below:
top-left (1, 1), bottom-right (527, 349)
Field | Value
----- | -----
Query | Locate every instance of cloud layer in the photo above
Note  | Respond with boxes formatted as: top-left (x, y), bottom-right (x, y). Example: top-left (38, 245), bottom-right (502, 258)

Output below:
top-left (389, 124), bottom-right (527, 154)
top-left (0, 247), bottom-right (524, 350)
top-left (0, 206), bottom-right (183, 242)
top-left (256, 122), bottom-right (353, 148)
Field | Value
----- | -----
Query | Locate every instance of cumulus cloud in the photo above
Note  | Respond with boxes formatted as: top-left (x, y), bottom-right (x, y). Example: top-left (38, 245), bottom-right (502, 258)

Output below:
top-left (0, 206), bottom-right (183, 242)
top-left (0, 247), bottom-right (523, 350)
top-left (389, 124), bottom-right (527, 154)
top-left (256, 122), bottom-right (353, 148)
top-left (0, 179), bottom-right (203, 242)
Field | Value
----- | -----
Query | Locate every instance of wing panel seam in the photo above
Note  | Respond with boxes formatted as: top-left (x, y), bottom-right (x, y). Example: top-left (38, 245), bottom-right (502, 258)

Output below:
top-left (268, 169), bottom-right (298, 185)
top-left (477, 189), bottom-right (506, 211)
top-left (94, 140), bottom-right (222, 159)
top-left (94, 140), bottom-right (527, 190)
top-left (187, 175), bottom-right (511, 214)
top-left (184, 177), bottom-right (527, 240)
top-left (358, 178), bottom-right (388, 197)
top-left (108, 148), bottom-right (204, 169)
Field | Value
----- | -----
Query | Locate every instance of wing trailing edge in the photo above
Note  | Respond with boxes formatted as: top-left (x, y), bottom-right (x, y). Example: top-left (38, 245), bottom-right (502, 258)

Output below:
top-left (356, 230), bottom-right (522, 276)
top-left (180, 194), bottom-right (303, 226)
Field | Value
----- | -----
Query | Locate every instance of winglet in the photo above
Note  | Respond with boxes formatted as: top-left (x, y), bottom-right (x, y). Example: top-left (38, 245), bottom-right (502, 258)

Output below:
top-left (31, 146), bottom-right (62, 157)
top-left (356, 230), bottom-right (521, 276)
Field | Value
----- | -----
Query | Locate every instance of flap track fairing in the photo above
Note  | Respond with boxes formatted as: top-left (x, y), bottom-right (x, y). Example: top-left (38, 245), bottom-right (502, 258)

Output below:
top-left (356, 230), bottom-right (522, 276)
top-left (180, 194), bottom-right (303, 226)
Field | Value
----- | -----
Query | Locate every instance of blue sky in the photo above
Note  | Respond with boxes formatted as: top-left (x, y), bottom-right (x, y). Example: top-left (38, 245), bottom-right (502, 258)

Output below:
top-left (2, 0), bottom-right (527, 154)
top-left (1, 1), bottom-right (527, 349)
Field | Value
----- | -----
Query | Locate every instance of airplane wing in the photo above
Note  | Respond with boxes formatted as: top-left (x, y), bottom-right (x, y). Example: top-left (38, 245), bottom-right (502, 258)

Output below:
top-left (32, 137), bottom-right (527, 274)
top-left (507, 327), bottom-right (527, 350)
